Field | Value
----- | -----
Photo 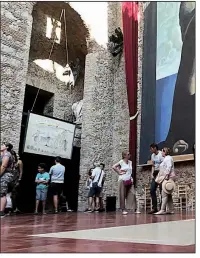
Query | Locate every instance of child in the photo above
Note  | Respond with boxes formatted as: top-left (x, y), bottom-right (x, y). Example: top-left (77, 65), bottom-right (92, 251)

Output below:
top-left (35, 163), bottom-right (50, 214)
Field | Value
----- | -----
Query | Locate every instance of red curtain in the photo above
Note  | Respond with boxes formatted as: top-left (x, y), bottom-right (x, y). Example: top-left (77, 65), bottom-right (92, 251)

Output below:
top-left (122, 2), bottom-right (138, 183)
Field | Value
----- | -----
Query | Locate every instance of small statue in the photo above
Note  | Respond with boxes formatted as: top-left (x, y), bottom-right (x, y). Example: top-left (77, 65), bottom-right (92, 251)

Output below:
top-left (63, 64), bottom-right (74, 89)
top-left (72, 99), bottom-right (83, 124)
top-left (108, 27), bottom-right (123, 57)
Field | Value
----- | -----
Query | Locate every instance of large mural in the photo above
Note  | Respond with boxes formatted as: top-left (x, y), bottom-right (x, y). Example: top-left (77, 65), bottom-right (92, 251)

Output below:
top-left (139, 2), bottom-right (195, 164)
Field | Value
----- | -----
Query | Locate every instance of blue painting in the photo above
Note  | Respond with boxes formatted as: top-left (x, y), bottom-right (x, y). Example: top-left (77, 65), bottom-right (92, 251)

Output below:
top-left (139, 2), bottom-right (195, 164)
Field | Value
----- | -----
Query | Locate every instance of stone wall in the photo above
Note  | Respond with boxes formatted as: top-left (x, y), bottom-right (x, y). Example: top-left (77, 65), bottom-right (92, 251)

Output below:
top-left (1, 2), bottom-right (35, 152)
top-left (78, 50), bottom-right (114, 211)
top-left (1, 2), bottom-right (86, 151)
top-left (78, 2), bottom-right (129, 210)
top-left (136, 2), bottom-right (195, 210)
top-left (108, 2), bottom-right (130, 201)
top-left (27, 2), bottom-right (85, 121)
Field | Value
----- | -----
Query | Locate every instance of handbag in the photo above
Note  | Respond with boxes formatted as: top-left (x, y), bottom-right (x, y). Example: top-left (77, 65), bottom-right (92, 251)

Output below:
top-left (123, 179), bottom-right (132, 186)
top-left (155, 167), bottom-right (165, 184)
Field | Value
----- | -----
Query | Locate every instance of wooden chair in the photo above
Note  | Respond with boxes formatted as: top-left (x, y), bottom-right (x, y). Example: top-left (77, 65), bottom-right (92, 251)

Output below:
top-left (144, 187), bottom-right (152, 211)
top-left (191, 196), bottom-right (195, 211)
top-left (174, 184), bottom-right (188, 211)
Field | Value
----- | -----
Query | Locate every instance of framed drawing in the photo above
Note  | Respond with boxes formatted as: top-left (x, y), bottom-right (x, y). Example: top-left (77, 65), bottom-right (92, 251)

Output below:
top-left (23, 112), bottom-right (76, 159)
top-left (139, 2), bottom-right (195, 165)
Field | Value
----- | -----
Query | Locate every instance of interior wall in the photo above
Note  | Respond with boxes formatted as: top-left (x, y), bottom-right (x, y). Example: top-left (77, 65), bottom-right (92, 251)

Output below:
top-left (1, 2), bottom-right (34, 152)
top-left (78, 2), bottom-right (129, 211)
top-left (27, 2), bottom-right (86, 121)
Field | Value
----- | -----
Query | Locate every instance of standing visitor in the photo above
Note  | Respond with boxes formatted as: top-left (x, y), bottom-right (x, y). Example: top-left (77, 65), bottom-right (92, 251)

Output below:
top-left (0, 142), bottom-right (15, 218)
top-left (49, 156), bottom-right (65, 213)
top-left (84, 168), bottom-right (93, 212)
top-left (11, 153), bottom-right (23, 213)
top-left (149, 143), bottom-right (164, 214)
top-left (99, 163), bottom-right (105, 212)
top-left (35, 163), bottom-right (50, 214)
top-left (154, 148), bottom-right (176, 215)
top-left (87, 162), bottom-right (105, 212)
top-left (112, 151), bottom-right (135, 215)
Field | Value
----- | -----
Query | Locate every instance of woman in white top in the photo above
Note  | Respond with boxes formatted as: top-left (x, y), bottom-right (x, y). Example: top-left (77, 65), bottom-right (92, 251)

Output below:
top-left (112, 151), bottom-right (135, 215)
top-left (155, 148), bottom-right (176, 215)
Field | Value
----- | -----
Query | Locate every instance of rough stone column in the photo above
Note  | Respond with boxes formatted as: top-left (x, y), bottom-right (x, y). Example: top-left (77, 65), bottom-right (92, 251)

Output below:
top-left (78, 2), bottom-right (130, 210)
top-left (78, 50), bottom-right (114, 211)
top-left (108, 2), bottom-right (130, 203)
top-left (1, 2), bottom-right (35, 152)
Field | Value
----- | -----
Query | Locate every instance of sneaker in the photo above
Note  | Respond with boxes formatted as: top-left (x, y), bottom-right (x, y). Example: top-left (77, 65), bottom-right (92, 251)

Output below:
top-left (42, 211), bottom-right (47, 215)
top-left (166, 211), bottom-right (175, 214)
top-left (154, 210), bottom-right (166, 215)
top-left (67, 209), bottom-right (73, 212)
top-left (95, 209), bottom-right (100, 213)
top-left (135, 210), bottom-right (141, 214)
top-left (0, 211), bottom-right (6, 218)
top-left (122, 210), bottom-right (128, 215)
top-left (87, 209), bottom-right (93, 213)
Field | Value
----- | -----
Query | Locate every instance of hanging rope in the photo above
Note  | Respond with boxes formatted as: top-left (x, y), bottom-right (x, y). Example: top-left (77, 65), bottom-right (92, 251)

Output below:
top-left (31, 9), bottom-right (64, 112)
top-left (63, 9), bottom-right (69, 65)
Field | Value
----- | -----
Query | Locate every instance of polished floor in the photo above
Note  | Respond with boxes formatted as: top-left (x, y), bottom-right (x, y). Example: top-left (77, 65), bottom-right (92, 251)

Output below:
top-left (1, 211), bottom-right (195, 253)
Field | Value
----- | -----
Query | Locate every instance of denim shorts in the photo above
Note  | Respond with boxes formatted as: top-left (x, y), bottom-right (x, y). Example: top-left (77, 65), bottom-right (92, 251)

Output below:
top-left (88, 186), bottom-right (102, 198)
top-left (36, 188), bottom-right (48, 201)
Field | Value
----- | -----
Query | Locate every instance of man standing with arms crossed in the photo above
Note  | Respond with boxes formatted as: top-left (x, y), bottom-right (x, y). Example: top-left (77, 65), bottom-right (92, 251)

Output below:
top-left (148, 143), bottom-right (164, 214)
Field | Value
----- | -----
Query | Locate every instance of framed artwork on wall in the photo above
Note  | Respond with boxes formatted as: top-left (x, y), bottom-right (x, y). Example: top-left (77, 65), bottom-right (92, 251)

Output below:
top-left (23, 112), bottom-right (76, 159)
top-left (139, 2), bottom-right (195, 165)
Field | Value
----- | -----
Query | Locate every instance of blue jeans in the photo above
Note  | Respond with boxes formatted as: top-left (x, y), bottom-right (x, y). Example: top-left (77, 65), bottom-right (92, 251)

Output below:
top-left (150, 178), bottom-right (161, 211)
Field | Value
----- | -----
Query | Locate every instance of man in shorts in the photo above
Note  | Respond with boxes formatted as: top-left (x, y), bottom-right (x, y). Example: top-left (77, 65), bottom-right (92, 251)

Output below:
top-left (87, 163), bottom-right (105, 213)
top-left (49, 157), bottom-right (65, 213)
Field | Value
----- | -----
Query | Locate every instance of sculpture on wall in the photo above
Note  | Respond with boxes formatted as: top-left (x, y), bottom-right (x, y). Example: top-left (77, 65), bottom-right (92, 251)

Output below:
top-left (63, 64), bottom-right (75, 89)
top-left (62, 58), bottom-right (81, 90)
top-left (72, 99), bottom-right (83, 124)
top-left (108, 27), bottom-right (123, 57)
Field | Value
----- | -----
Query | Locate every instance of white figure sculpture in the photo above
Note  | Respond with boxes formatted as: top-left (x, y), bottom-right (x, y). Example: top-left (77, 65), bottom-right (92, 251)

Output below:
top-left (72, 99), bottom-right (83, 124)
top-left (63, 64), bottom-right (74, 89)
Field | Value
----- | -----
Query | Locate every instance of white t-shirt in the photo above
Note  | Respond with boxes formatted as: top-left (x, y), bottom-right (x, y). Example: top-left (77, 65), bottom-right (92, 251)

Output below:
top-left (118, 159), bottom-right (132, 181)
top-left (92, 167), bottom-right (105, 187)
top-left (151, 151), bottom-right (164, 171)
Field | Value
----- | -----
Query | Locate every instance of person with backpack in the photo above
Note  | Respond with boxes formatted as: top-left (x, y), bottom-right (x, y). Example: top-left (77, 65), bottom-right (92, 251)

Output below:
top-left (87, 162), bottom-right (105, 213)
top-left (0, 142), bottom-right (15, 218)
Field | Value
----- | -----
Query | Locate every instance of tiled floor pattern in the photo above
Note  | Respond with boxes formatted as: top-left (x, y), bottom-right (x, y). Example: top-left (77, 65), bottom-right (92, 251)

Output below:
top-left (1, 212), bottom-right (195, 253)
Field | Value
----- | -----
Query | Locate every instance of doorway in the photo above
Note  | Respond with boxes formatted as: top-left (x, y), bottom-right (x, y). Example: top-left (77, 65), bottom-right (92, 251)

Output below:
top-left (18, 85), bottom-right (80, 212)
